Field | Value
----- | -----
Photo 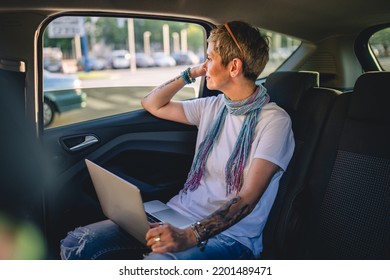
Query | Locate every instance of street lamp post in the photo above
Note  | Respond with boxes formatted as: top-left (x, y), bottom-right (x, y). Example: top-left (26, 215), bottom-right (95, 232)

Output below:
top-left (180, 29), bottom-right (188, 52)
top-left (143, 31), bottom-right (151, 56)
top-left (127, 18), bottom-right (136, 72)
top-left (163, 24), bottom-right (170, 55)
top-left (172, 32), bottom-right (180, 53)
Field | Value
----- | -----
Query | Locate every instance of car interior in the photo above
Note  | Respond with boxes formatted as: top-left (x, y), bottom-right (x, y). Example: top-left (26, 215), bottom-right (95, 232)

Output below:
top-left (0, 0), bottom-right (389, 260)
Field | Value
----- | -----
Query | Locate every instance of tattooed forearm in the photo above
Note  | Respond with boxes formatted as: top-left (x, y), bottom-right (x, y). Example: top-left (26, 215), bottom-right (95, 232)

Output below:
top-left (157, 76), bottom-right (181, 90)
top-left (194, 196), bottom-right (251, 241)
top-left (143, 75), bottom-right (182, 101)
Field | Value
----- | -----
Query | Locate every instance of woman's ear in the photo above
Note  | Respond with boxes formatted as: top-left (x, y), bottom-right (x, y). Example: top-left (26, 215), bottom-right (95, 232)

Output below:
top-left (229, 58), bottom-right (244, 77)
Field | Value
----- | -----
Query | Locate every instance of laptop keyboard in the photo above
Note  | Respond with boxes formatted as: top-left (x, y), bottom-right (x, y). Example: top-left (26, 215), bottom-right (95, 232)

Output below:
top-left (146, 212), bottom-right (161, 224)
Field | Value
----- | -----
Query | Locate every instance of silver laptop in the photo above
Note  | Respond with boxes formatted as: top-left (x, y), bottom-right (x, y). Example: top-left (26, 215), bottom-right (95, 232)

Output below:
top-left (85, 159), bottom-right (193, 244)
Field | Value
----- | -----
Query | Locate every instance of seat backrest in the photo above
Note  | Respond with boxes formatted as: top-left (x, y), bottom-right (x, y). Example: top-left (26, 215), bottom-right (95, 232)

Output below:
top-left (264, 71), bottom-right (319, 115)
top-left (0, 61), bottom-right (45, 225)
top-left (262, 71), bottom-right (341, 258)
top-left (285, 71), bottom-right (390, 259)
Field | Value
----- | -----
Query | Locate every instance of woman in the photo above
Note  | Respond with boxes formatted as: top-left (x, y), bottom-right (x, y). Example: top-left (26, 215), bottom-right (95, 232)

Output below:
top-left (60, 21), bottom-right (295, 260)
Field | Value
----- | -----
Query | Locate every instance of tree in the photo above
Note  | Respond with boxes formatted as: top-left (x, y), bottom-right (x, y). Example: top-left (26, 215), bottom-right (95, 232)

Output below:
top-left (370, 27), bottom-right (390, 57)
top-left (43, 30), bottom-right (73, 57)
top-left (95, 17), bottom-right (128, 49)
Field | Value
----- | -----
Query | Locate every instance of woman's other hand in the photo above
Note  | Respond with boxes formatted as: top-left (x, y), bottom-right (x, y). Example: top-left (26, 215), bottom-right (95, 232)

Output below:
top-left (145, 223), bottom-right (197, 253)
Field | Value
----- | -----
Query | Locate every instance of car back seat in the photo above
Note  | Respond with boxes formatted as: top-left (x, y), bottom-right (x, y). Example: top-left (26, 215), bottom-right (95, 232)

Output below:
top-left (268, 71), bottom-right (390, 259)
top-left (301, 71), bottom-right (390, 259)
top-left (261, 71), bottom-right (341, 259)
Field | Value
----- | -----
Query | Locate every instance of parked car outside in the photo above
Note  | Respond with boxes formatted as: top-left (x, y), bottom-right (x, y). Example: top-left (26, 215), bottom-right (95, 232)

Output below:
top-left (107, 50), bottom-right (131, 69)
top-left (77, 55), bottom-right (106, 71)
top-left (152, 52), bottom-right (176, 67)
top-left (43, 47), bottom-right (63, 72)
top-left (135, 53), bottom-right (155, 68)
top-left (43, 70), bottom-right (86, 127)
top-left (172, 51), bottom-right (200, 65)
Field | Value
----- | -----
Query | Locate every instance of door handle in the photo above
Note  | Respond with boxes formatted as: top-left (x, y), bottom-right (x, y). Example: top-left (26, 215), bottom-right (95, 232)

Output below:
top-left (68, 135), bottom-right (99, 151)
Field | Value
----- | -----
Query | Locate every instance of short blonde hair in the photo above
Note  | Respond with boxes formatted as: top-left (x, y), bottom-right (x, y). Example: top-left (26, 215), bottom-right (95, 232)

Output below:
top-left (207, 21), bottom-right (269, 81)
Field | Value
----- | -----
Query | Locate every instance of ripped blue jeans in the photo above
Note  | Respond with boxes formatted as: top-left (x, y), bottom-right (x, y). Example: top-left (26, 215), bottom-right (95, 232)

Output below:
top-left (60, 219), bottom-right (255, 260)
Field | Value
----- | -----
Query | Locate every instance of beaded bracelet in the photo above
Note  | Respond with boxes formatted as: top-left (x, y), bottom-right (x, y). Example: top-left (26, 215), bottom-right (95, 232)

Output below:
top-left (180, 67), bottom-right (196, 84)
top-left (190, 222), bottom-right (208, 251)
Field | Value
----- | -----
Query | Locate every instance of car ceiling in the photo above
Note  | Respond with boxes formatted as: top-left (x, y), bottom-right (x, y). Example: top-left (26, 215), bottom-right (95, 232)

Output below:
top-left (1, 0), bottom-right (390, 43)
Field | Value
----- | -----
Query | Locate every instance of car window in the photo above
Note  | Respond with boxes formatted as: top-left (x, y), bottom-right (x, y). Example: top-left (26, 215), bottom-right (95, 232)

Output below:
top-left (369, 27), bottom-right (390, 70)
top-left (42, 16), bottom-right (299, 129)
top-left (42, 16), bottom-right (205, 128)
top-left (260, 32), bottom-right (300, 78)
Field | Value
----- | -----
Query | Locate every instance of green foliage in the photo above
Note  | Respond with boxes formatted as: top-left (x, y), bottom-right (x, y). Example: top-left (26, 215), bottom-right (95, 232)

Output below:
top-left (43, 30), bottom-right (73, 53)
top-left (369, 27), bottom-right (390, 58)
top-left (95, 17), bottom-right (128, 49)
top-left (370, 27), bottom-right (390, 45)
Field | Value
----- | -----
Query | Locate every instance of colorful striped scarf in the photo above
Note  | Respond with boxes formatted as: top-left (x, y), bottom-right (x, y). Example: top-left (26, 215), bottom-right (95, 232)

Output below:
top-left (183, 85), bottom-right (269, 195)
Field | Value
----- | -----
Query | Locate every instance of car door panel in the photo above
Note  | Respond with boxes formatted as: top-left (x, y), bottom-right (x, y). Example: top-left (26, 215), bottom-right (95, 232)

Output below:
top-left (41, 110), bottom-right (197, 257)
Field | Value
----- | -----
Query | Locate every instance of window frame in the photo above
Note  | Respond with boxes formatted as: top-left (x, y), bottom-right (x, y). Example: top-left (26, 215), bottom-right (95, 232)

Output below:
top-left (355, 23), bottom-right (390, 72)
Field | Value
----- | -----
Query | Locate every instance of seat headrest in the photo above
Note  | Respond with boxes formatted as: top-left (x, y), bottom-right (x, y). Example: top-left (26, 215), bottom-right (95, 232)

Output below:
top-left (264, 71), bottom-right (319, 113)
top-left (349, 71), bottom-right (390, 122)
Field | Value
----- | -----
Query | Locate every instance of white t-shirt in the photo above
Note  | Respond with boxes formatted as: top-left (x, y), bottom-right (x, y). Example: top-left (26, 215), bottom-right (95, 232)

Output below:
top-left (167, 94), bottom-right (295, 257)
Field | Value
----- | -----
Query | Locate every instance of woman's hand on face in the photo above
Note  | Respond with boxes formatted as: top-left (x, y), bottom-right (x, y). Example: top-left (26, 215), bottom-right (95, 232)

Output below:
top-left (145, 223), bottom-right (197, 254)
top-left (190, 61), bottom-right (207, 79)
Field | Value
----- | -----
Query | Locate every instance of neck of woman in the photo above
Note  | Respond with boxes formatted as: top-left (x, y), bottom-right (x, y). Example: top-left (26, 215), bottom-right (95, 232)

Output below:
top-left (223, 80), bottom-right (257, 101)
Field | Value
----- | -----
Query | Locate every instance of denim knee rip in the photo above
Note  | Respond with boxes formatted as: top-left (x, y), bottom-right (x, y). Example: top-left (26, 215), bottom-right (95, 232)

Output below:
top-left (60, 227), bottom-right (92, 260)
